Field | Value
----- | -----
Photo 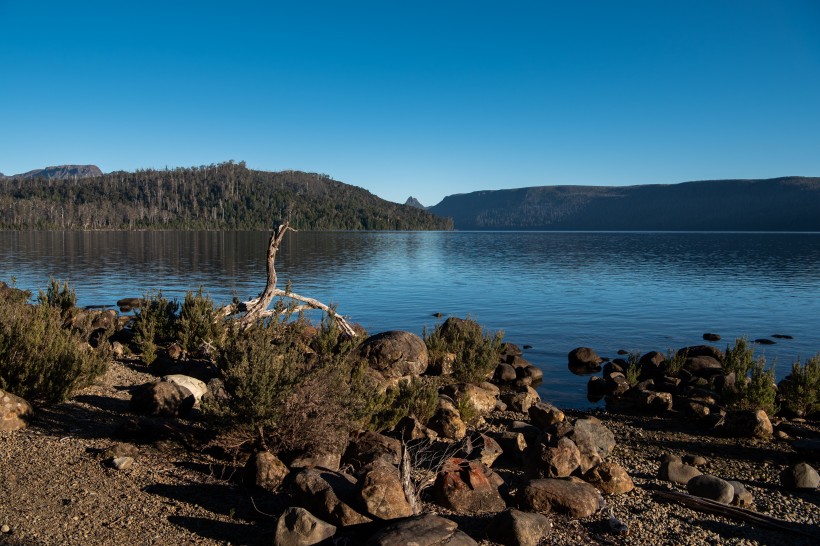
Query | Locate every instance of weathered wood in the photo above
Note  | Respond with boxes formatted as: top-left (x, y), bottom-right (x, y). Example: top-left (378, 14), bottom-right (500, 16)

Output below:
top-left (222, 221), bottom-right (358, 337)
top-left (653, 490), bottom-right (820, 540)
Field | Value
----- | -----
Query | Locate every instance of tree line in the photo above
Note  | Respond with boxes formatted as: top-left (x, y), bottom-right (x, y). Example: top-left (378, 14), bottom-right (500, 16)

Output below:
top-left (0, 161), bottom-right (453, 231)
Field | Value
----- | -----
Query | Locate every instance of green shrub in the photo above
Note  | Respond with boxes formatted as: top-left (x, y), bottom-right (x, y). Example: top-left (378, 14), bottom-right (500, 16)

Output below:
top-left (424, 317), bottom-right (504, 384)
top-left (209, 312), bottom-right (383, 454)
top-left (625, 352), bottom-right (641, 386)
top-left (37, 277), bottom-right (77, 320)
top-left (368, 376), bottom-right (439, 432)
top-left (0, 291), bottom-right (107, 402)
top-left (723, 337), bottom-right (755, 378)
top-left (664, 349), bottom-right (686, 377)
top-left (132, 291), bottom-right (179, 365)
top-left (779, 355), bottom-right (820, 417)
top-left (177, 287), bottom-right (225, 356)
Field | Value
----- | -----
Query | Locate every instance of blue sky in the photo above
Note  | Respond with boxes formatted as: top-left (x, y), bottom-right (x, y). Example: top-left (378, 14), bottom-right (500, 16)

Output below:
top-left (1, 1), bottom-right (819, 206)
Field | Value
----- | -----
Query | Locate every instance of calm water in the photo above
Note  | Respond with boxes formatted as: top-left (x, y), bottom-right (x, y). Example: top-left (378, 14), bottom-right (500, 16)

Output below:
top-left (2, 230), bottom-right (819, 409)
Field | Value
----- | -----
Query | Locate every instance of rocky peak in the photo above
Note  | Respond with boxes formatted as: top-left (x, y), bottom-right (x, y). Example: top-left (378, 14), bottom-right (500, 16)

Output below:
top-left (404, 196), bottom-right (425, 209)
top-left (14, 165), bottom-right (103, 180)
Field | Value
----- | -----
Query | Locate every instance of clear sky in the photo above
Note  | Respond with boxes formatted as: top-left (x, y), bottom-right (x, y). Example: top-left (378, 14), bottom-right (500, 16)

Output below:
top-left (1, 1), bottom-right (819, 206)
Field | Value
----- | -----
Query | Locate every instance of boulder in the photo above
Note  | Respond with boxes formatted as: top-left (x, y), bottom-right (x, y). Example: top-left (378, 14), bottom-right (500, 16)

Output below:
top-left (520, 366), bottom-right (543, 384)
top-left (684, 356), bottom-right (723, 377)
top-left (357, 459), bottom-right (414, 520)
top-left (244, 451), bottom-right (289, 492)
top-left (524, 436), bottom-right (580, 479)
top-left (678, 345), bottom-right (724, 361)
top-left (102, 442), bottom-right (139, 461)
top-left (161, 374), bottom-right (207, 403)
top-left (583, 461), bottom-right (634, 495)
top-left (501, 386), bottom-right (540, 414)
top-left (528, 403), bottom-right (565, 429)
top-left (604, 373), bottom-right (630, 396)
top-left (518, 478), bottom-right (605, 518)
top-left (687, 474), bottom-right (734, 504)
top-left (437, 317), bottom-right (482, 343)
top-left (486, 508), bottom-right (551, 546)
top-left (292, 469), bottom-right (372, 527)
top-left (129, 381), bottom-right (194, 417)
top-left (658, 461), bottom-right (702, 485)
top-left (638, 351), bottom-right (666, 380)
top-left (273, 507), bottom-right (336, 546)
top-left (634, 390), bottom-right (673, 413)
top-left (365, 513), bottom-right (477, 546)
top-left (0, 389), bottom-right (33, 432)
top-left (392, 416), bottom-right (438, 442)
top-left (703, 333), bottom-right (721, 342)
top-left (290, 452), bottom-right (342, 472)
top-left (727, 480), bottom-right (754, 507)
top-left (781, 463), bottom-right (819, 490)
top-left (568, 347), bottom-right (603, 374)
top-left (568, 418), bottom-right (615, 473)
top-left (587, 376), bottom-right (608, 398)
top-left (427, 406), bottom-right (467, 440)
top-left (442, 383), bottom-right (498, 417)
top-left (721, 410), bottom-right (773, 438)
top-left (491, 431), bottom-right (528, 464)
top-left (433, 458), bottom-right (506, 513)
top-left (494, 363), bottom-right (517, 383)
top-left (359, 331), bottom-right (428, 378)
top-left (464, 433), bottom-right (504, 468)
top-left (342, 430), bottom-right (401, 474)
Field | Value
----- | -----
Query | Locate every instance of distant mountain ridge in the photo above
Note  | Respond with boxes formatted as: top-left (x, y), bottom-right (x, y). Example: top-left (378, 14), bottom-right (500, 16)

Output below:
top-left (428, 177), bottom-right (820, 231)
top-left (404, 196), bottom-right (425, 209)
top-left (2, 165), bottom-right (103, 180)
top-left (0, 161), bottom-right (451, 231)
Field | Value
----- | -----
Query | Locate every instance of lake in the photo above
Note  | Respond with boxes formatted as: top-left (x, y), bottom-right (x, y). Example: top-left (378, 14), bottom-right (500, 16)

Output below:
top-left (2, 230), bottom-right (819, 409)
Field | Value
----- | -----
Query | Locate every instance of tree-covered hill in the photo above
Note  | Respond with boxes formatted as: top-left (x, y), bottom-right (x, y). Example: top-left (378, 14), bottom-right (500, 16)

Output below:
top-left (0, 162), bottom-right (453, 231)
top-left (428, 177), bottom-right (820, 231)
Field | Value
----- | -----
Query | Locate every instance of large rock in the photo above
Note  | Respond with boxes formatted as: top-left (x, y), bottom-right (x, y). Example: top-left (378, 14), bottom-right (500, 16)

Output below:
top-left (524, 436), bottom-right (580, 479)
top-left (365, 513), bottom-right (477, 546)
top-left (129, 381), bottom-right (194, 417)
top-left (721, 410), bottom-right (773, 438)
top-left (501, 386), bottom-right (541, 413)
top-left (442, 383), bottom-right (498, 417)
top-left (781, 463), bottom-right (820, 490)
top-left (687, 475), bottom-right (734, 504)
top-left (343, 430), bottom-right (401, 474)
top-left (437, 317), bottom-right (482, 343)
top-left (678, 345), bottom-right (724, 361)
top-left (0, 389), bottom-right (33, 432)
top-left (568, 347), bottom-right (603, 374)
top-left (518, 478), bottom-right (605, 518)
top-left (292, 469), bottom-right (372, 527)
top-left (161, 374), bottom-right (207, 403)
top-left (244, 451), bottom-right (289, 492)
top-left (583, 461), bottom-right (634, 495)
top-left (658, 461), bottom-right (702, 485)
top-left (684, 356), bottom-right (723, 377)
top-left (528, 403), bottom-right (565, 429)
top-left (568, 418), bottom-right (615, 473)
top-left (359, 331), bottom-right (429, 378)
top-left (486, 508), bottom-right (551, 546)
top-left (392, 416), bottom-right (438, 442)
top-left (638, 351), bottom-right (665, 380)
top-left (433, 458), bottom-right (506, 513)
top-left (427, 404), bottom-right (467, 440)
top-left (274, 506), bottom-right (336, 546)
top-left (463, 433), bottom-right (504, 468)
top-left (357, 459), bottom-right (414, 520)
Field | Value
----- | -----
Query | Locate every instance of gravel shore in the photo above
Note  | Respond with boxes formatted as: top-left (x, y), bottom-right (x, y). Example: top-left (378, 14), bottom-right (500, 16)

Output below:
top-left (1, 361), bottom-right (818, 545)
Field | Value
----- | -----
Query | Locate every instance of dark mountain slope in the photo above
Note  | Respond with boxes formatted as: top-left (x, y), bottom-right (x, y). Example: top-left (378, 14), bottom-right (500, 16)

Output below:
top-left (429, 177), bottom-right (820, 231)
top-left (0, 162), bottom-right (452, 231)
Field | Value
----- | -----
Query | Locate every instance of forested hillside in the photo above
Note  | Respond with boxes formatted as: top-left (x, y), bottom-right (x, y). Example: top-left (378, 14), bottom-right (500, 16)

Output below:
top-left (428, 177), bottom-right (820, 231)
top-left (0, 162), bottom-right (452, 231)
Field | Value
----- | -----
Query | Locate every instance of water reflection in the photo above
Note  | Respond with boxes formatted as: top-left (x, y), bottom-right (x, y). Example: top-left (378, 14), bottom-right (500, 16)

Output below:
top-left (2, 230), bottom-right (819, 409)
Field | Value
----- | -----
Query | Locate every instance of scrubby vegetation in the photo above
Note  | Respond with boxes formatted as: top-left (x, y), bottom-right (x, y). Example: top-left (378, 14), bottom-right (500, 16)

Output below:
top-left (424, 317), bottom-right (504, 384)
top-left (0, 280), bottom-right (107, 402)
top-left (721, 338), bottom-right (778, 416)
top-left (779, 355), bottom-right (820, 417)
top-left (177, 288), bottom-right (225, 357)
top-left (132, 291), bottom-right (179, 366)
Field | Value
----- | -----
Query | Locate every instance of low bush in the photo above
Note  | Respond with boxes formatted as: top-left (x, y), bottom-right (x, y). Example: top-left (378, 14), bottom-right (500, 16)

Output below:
top-left (624, 352), bottom-right (641, 386)
top-left (424, 317), bottom-right (504, 384)
top-left (177, 287), bottom-right (225, 356)
top-left (779, 355), bottom-right (820, 417)
top-left (368, 376), bottom-right (439, 432)
top-left (37, 277), bottom-right (77, 320)
top-left (0, 286), bottom-right (107, 402)
top-left (132, 291), bottom-right (179, 365)
top-left (722, 338), bottom-right (778, 415)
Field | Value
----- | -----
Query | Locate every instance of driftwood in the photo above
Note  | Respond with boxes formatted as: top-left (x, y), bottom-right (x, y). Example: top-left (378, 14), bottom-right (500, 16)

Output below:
top-left (222, 222), bottom-right (358, 337)
top-left (653, 490), bottom-right (820, 540)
